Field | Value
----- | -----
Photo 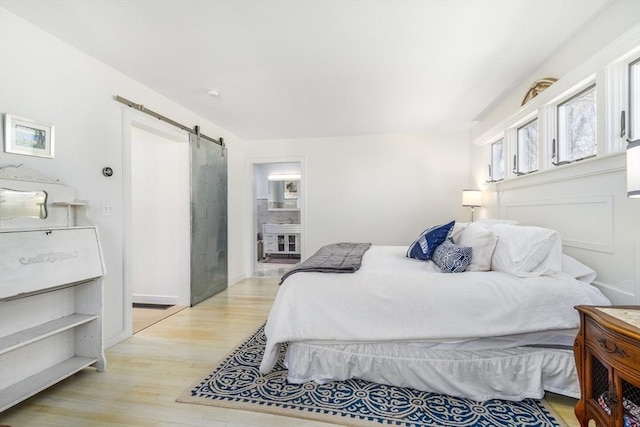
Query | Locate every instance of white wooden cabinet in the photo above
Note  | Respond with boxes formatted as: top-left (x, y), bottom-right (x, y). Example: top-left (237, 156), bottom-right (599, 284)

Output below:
top-left (263, 224), bottom-right (301, 256)
top-left (0, 166), bottom-right (106, 412)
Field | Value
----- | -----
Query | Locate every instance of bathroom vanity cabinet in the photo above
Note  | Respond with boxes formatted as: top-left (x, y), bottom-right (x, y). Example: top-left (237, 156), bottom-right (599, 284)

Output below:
top-left (263, 223), bottom-right (301, 256)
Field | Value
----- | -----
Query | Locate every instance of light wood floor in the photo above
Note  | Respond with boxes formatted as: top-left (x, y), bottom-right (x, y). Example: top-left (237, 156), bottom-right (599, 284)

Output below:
top-left (133, 305), bottom-right (187, 334)
top-left (0, 277), bottom-right (578, 427)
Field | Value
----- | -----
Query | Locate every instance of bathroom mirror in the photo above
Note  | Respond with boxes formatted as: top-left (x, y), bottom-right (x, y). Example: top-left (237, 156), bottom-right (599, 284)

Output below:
top-left (268, 180), bottom-right (299, 210)
top-left (0, 187), bottom-right (48, 219)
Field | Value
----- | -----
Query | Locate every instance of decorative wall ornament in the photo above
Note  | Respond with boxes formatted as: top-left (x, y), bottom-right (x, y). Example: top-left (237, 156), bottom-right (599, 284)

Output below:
top-left (0, 165), bottom-right (61, 183)
top-left (521, 78), bottom-right (558, 106)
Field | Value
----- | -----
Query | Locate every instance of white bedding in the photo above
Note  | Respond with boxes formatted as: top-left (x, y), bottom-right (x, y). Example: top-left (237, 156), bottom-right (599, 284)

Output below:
top-left (284, 342), bottom-right (578, 401)
top-left (260, 245), bottom-right (609, 374)
top-left (297, 328), bottom-right (580, 350)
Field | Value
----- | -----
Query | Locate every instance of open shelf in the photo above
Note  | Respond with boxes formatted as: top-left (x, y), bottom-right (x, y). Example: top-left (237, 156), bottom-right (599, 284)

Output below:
top-left (51, 201), bottom-right (87, 207)
top-left (0, 227), bottom-right (105, 413)
top-left (0, 314), bottom-right (98, 355)
top-left (51, 200), bottom-right (88, 227)
top-left (0, 356), bottom-right (98, 412)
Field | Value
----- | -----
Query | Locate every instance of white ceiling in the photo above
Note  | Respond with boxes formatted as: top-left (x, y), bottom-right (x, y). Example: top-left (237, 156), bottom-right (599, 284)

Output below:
top-left (2, 0), bottom-right (611, 140)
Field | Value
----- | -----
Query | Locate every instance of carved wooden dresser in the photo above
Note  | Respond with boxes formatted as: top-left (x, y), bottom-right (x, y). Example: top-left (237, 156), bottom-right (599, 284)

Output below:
top-left (574, 305), bottom-right (640, 427)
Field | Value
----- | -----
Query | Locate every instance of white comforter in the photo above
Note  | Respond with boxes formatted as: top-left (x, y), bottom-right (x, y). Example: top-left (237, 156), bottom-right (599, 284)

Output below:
top-left (260, 246), bottom-right (609, 373)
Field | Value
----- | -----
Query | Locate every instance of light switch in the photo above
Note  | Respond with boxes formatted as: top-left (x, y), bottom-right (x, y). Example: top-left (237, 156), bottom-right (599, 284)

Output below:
top-left (101, 202), bottom-right (114, 216)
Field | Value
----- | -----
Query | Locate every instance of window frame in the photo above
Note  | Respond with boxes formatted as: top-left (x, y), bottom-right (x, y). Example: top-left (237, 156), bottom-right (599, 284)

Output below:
top-left (486, 138), bottom-right (505, 183)
top-left (514, 118), bottom-right (539, 175)
top-left (627, 57), bottom-right (640, 143)
top-left (553, 84), bottom-right (597, 166)
top-left (605, 51), bottom-right (640, 154)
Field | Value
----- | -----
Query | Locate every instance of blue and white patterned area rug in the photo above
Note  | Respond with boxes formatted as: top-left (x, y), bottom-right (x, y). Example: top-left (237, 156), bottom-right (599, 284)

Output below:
top-left (177, 324), bottom-right (566, 427)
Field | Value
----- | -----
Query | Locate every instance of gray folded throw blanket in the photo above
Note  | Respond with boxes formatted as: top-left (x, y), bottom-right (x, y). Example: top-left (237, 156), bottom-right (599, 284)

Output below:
top-left (279, 242), bottom-right (372, 285)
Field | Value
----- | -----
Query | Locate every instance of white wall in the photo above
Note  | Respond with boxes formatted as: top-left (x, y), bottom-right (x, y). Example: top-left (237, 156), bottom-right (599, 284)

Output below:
top-left (243, 132), bottom-right (470, 274)
top-left (0, 8), bottom-right (247, 346)
top-left (468, 0), bottom-right (640, 303)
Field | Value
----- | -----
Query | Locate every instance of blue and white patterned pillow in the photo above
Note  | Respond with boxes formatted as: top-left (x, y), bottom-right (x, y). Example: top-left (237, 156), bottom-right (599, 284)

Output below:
top-left (432, 239), bottom-right (472, 273)
top-left (406, 220), bottom-right (455, 260)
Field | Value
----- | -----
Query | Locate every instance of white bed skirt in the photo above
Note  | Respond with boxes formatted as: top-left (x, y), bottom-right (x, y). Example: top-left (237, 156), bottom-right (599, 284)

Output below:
top-left (284, 341), bottom-right (578, 402)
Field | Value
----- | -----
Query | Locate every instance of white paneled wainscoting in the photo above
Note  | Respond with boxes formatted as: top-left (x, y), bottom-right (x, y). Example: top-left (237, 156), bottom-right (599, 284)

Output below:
top-left (486, 152), bottom-right (639, 305)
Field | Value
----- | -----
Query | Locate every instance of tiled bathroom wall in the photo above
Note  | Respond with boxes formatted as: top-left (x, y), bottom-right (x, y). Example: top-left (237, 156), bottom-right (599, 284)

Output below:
top-left (256, 198), bottom-right (300, 238)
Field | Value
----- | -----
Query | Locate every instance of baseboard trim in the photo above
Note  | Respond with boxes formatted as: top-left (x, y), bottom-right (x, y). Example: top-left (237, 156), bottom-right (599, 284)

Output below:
top-left (132, 294), bottom-right (179, 305)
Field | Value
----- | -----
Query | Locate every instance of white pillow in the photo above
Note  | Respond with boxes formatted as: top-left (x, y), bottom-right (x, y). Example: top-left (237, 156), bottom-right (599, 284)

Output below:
top-left (450, 222), bottom-right (469, 242)
top-left (452, 222), bottom-right (497, 272)
top-left (490, 224), bottom-right (562, 277)
top-left (477, 218), bottom-right (518, 226)
top-left (562, 254), bottom-right (597, 284)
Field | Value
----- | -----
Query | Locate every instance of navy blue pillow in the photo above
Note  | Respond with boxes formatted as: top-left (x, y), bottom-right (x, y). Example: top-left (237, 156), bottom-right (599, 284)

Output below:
top-left (432, 239), bottom-right (472, 273)
top-left (406, 220), bottom-right (455, 260)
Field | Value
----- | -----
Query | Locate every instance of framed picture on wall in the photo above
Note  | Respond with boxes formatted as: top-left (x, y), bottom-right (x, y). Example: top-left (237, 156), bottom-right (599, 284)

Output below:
top-left (4, 114), bottom-right (55, 158)
top-left (284, 180), bottom-right (298, 199)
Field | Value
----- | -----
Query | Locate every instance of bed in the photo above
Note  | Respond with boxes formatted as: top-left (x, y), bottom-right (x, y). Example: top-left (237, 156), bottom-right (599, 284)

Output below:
top-left (259, 221), bottom-right (610, 401)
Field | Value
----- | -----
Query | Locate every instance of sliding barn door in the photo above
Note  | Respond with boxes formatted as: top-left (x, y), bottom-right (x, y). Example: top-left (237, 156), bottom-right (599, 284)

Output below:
top-left (190, 134), bottom-right (227, 306)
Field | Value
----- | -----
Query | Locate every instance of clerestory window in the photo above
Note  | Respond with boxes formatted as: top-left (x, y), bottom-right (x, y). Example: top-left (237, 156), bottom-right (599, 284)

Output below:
top-left (486, 139), bottom-right (504, 182)
top-left (554, 85), bottom-right (597, 165)
top-left (514, 119), bottom-right (538, 175)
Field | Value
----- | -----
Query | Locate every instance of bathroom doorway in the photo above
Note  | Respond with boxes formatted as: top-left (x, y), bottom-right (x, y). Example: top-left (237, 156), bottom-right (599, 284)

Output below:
top-left (253, 161), bottom-right (303, 278)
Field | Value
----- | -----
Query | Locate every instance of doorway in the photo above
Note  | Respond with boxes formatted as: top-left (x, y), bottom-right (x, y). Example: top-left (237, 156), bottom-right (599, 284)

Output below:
top-left (252, 161), bottom-right (303, 278)
top-left (127, 118), bottom-right (190, 334)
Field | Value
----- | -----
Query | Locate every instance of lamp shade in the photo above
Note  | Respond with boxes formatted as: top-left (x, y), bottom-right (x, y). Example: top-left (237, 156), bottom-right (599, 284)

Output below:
top-left (462, 190), bottom-right (482, 207)
top-left (628, 140), bottom-right (640, 198)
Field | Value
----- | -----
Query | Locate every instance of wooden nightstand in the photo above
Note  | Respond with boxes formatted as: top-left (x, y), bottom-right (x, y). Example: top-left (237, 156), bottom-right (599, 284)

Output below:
top-left (574, 306), bottom-right (640, 427)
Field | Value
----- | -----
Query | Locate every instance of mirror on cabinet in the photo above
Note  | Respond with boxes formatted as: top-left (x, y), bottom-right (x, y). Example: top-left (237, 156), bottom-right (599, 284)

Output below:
top-left (268, 179), bottom-right (299, 211)
top-left (0, 187), bottom-right (48, 219)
